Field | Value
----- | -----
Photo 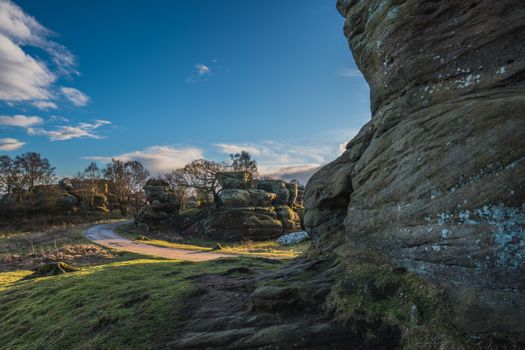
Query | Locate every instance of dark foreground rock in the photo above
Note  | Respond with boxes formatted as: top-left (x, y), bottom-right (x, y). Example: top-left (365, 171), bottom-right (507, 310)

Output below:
top-left (169, 258), bottom-right (404, 350)
top-left (304, 0), bottom-right (525, 337)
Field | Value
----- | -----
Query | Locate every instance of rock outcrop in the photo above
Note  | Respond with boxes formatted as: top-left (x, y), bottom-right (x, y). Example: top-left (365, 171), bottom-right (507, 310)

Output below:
top-left (203, 172), bottom-right (303, 241)
top-left (304, 0), bottom-right (525, 336)
top-left (135, 179), bottom-right (180, 231)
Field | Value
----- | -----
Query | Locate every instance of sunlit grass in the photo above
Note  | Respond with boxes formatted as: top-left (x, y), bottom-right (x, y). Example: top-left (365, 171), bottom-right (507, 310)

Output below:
top-left (117, 224), bottom-right (309, 259)
top-left (0, 255), bottom-right (281, 349)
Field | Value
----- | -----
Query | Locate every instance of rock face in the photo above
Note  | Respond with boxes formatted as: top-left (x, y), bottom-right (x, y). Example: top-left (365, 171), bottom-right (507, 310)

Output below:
top-left (135, 179), bottom-right (180, 231)
top-left (304, 0), bottom-right (525, 335)
top-left (203, 172), bottom-right (303, 241)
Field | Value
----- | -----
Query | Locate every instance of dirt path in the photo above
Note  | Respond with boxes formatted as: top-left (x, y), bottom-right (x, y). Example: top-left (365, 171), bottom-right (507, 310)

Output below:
top-left (85, 222), bottom-right (230, 262)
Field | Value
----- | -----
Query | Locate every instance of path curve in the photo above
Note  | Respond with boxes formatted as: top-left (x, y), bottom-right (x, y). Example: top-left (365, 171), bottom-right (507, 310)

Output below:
top-left (85, 221), bottom-right (230, 262)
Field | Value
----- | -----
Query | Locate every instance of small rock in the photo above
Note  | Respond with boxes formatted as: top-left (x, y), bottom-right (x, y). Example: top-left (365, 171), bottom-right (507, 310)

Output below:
top-left (276, 231), bottom-right (310, 245)
top-left (30, 262), bottom-right (78, 278)
top-left (410, 304), bottom-right (420, 325)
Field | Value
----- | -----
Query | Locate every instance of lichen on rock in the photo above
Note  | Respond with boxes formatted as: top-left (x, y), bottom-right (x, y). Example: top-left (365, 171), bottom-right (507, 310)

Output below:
top-left (303, 0), bottom-right (525, 337)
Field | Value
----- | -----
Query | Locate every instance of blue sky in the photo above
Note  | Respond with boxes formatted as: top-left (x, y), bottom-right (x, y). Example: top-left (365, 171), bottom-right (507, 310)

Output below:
top-left (0, 0), bottom-right (369, 181)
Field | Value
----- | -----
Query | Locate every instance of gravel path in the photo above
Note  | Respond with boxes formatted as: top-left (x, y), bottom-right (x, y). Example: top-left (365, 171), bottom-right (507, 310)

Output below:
top-left (85, 221), bottom-right (230, 262)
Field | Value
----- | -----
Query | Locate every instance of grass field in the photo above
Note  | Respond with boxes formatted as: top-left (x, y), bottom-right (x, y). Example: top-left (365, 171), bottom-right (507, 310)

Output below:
top-left (0, 255), bottom-right (281, 349)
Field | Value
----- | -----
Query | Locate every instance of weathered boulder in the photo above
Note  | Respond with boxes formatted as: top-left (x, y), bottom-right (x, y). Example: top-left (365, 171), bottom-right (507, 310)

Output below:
top-left (257, 179), bottom-right (285, 194)
top-left (276, 231), bottom-right (310, 246)
top-left (135, 201), bottom-right (180, 231)
top-left (218, 171), bottom-right (253, 189)
top-left (143, 179), bottom-right (177, 204)
top-left (30, 262), bottom-right (78, 278)
top-left (58, 178), bottom-right (74, 191)
top-left (200, 173), bottom-right (303, 241)
top-left (218, 189), bottom-right (252, 208)
top-left (205, 208), bottom-right (283, 241)
top-left (275, 205), bottom-right (302, 231)
top-left (305, 0), bottom-right (525, 336)
top-left (248, 189), bottom-right (276, 207)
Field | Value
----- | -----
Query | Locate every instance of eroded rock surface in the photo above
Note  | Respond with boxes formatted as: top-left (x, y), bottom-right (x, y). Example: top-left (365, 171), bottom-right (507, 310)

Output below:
top-left (135, 179), bottom-right (181, 231)
top-left (305, 0), bottom-right (525, 335)
top-left (203, 172), bottom-right (304, 241)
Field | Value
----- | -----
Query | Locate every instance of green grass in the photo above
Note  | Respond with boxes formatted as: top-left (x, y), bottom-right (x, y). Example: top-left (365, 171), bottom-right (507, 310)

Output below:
top-left (115, 223), bottom-right (311, 259)
top-left (0, 255), bottom-right (280, 350)
top-left (116, 224), bottom-right (310, 259)
top-left (326, 259), bottom-right (467, 349)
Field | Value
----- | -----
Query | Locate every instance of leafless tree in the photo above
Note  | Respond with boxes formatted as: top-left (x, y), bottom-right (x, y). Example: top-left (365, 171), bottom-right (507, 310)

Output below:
top-left (164, 169), bottom-right (191, 209)
top-left (102, 159), bottom-right (149, 215)
top-left (76, 162), bottom-right (102, 208)
top-left (0, 153), bottom-right (55, 200)
top-left (174, 159), bottom-right (229, 206)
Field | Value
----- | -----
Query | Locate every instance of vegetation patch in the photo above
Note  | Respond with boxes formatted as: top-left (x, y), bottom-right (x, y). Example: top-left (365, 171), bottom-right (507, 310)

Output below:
top-left (0, 223), bottom-right (122, 272)
top-left (0, 256), bottom-right (280, 349)
top-left (326, 259), bottom-right (467, 349)
top-left (117, 224), bottom-right (309, 259)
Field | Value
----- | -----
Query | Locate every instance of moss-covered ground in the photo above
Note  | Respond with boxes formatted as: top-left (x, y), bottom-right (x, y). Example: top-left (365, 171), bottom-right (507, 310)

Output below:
top-left (0, 255), bottom-right (281, 350)
top-left (326, 259), bottom-right (467, 349)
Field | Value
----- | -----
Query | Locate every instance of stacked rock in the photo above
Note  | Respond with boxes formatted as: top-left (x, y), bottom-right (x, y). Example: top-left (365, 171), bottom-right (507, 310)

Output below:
top-left (135, 179), bottom-right (180, 231)
top-left (204, 172), bottom-right (303, 241)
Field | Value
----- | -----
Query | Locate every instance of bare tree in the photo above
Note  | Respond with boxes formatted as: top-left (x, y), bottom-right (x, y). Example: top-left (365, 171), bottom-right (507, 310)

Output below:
top-left (0, 155), bottom-right (22, 198)
top-left (15, 152), bottom-right (56, 196)
top-left (175, 159), bottom-right (229, 206)
top-left (76, 162), bottom-right (102, 208)
top-left (164, 168), bottom-right (191, 209)
top-left (103, 159), bottom-right (150, 215)
top-left (229, 151), bottom-right (258, 175)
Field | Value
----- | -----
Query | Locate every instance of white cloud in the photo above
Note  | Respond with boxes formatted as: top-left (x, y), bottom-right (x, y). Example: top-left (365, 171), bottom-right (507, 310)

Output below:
top-left (60, 87), bottom-right (89, 106)
top-left (0, 137), bottom-right (24, 151)
top-left (0, 114), bottom-right (43, 127)
top-left (27, 119), bottom-right (111, 141)
top-left (261, 164), bottom-right (320, 185)
top-left (186, 63), bottom-right (214, 83)
top-left (214, 128), bottom-right (360, 183)
top-left (0, 0), bottom-right (80, 106)
top-left (32, 100), bottom-right (57, 110)
top-left (195, 64), bottom-right (211, 75)
top-left (0, 33), bottom-right (55, 101)
top-left (85, 146), bottom-right (204, 175)
top-left (339, 67), bottom-right (363, 78)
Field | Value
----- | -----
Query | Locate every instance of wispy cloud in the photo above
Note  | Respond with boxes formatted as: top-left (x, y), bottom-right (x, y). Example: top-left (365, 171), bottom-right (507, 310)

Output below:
top-left (0, 114), bottom-right (43, 127)
top-left (339, 67), bottom-right (363, 78)
top-left (195, 64), bottom-right (211, 75)
top-left (27, 119), bottom-right (111, 141)
top-left (31, 100), bottom-right (57, 110)
top-left (60, 87), bottom-right (89, 106)
top-left (262, 164), bottom-right (320, 185)
top-left (186, 62), bottom-right (215, 83)
top-left (0, 137), bottom-right (24, 151)
top-left (214, 128), bottom-right (361, 182)
top-left (85, 146), bottom-right (204, 174)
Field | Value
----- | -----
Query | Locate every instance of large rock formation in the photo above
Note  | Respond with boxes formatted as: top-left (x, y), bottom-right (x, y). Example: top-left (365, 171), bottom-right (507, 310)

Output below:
top-left (304, 0), bottom-right (525, 335)
top-left (135, 179), bottom-right (181, 231)
top-left (203, 172), bottom-right (303, 241)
